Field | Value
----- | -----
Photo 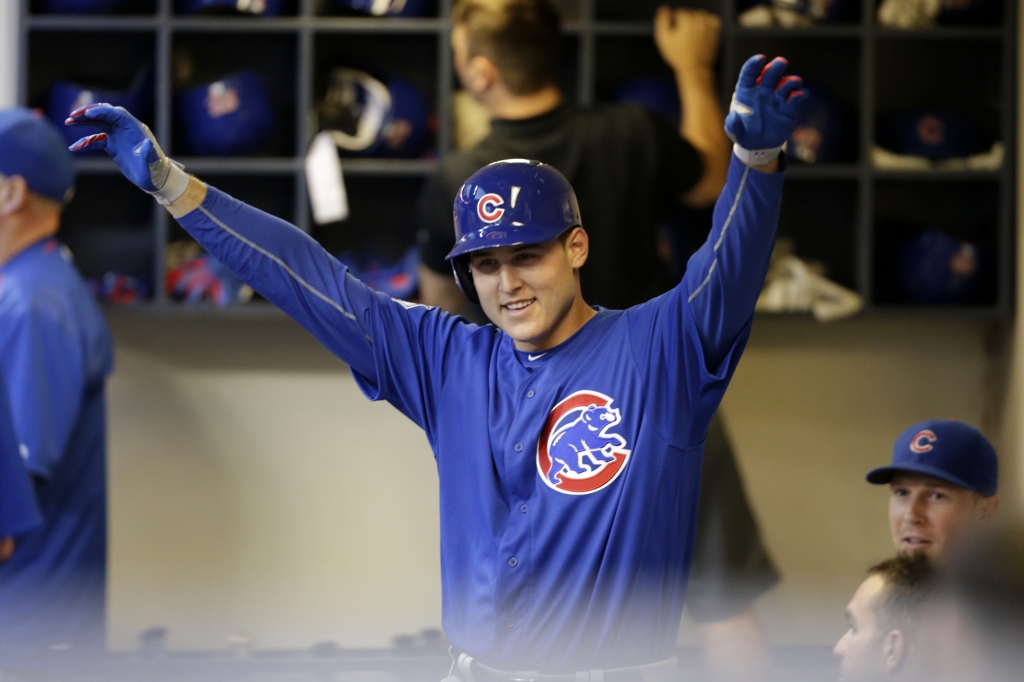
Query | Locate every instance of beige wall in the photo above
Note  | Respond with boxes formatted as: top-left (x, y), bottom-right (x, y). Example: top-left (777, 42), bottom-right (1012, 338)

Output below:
top-left (0, 0), bottom-right (16, 108)
top-left (106, 317), bottom-right (443, 651)
top-left (106, 315), bottom-right (994, 651)
top-left (991, 3), bottom-right (1024, 522)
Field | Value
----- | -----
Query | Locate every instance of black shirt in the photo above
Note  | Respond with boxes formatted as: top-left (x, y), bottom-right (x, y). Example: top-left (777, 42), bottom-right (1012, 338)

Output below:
top-left (417, 103), bottom-right (702, 310)
top-left (686, 414), bottom-right (780, 623)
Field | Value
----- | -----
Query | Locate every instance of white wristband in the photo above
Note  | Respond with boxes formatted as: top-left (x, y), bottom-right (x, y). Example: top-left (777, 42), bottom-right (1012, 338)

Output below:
top-left (148, 160), bottom-right (190, 206)
top-left (732, 143), bottom-right (783, 166)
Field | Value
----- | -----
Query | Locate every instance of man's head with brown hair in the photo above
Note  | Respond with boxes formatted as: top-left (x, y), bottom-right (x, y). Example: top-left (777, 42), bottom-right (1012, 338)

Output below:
top-left (834, 554), bottom-right (937, 682)
top-left (451, 0), bottom-right (561, 100)
top-left (925, 523), bottom-right (1024, 682)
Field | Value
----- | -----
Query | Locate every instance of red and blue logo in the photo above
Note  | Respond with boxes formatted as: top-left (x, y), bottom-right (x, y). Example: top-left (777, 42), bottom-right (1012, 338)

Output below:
top-left (537, 390), bottom-right (631, 495)
top-left (910, 429), bottom-right (938, 453)
top-left (476, 193), bottom-right (505, 223)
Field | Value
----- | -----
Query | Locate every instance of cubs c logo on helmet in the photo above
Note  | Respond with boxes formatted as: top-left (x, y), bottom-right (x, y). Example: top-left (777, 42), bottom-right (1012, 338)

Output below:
top-left (537, 390), bottom-right (632, 495)
top-left (477, 193), bottom-right (505, 223)
top-left (910, 430), bottom-right (938, 453)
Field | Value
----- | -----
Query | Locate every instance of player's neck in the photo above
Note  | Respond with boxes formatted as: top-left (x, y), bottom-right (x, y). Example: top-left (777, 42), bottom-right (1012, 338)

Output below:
top-left (512, 294), bottom-right (597, 353)
top-left (0, 213), bottom-right (59, 267)
top-left (484, 85), bottom-right (562, 121)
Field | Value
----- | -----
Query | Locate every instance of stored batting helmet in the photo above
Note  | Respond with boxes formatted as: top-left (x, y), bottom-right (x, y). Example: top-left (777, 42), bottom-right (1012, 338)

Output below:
top-left (612, 75), bottom-right (681, 127)
top-left (48, 70), bottom-right (154, 155)
top-left (789, 83), bottom-right (844, 164)
top-left (740, 0), bottom-right (853, 22)
top-left (44, 0), bottom-right (119, 12)
top-left (446, 159), bottom-right (582, 304)
top-left (176, 70), bottom-right (274, 156)
top-left (897, 228), bottom-right (991, 304)
top-left (317, 67), bottom-right (427, 158)
top-left (182, 0), bottom-right (285, 14)
top-left (334, 0), bottom-right (435, 17)
top-left (878, 108), bottom-right (981, 161)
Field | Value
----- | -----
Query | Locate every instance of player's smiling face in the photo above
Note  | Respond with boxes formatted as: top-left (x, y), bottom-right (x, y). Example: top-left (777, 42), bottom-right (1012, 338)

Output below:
top-left (888, 472), bottom-right (997, 560)
top-left (469, 228), bottom-right (595, 352)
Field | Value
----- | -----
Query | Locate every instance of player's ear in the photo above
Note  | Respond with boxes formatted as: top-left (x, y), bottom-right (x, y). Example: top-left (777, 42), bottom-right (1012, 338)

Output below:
top-left (977, 493), bottom-right (999, 521)
top-left (465, 55), bottom-right (498, 95)
top-left (882, 629), bottom-right (907, 674)
top-left (565, 227), bottom-right (588, 269)
top-left (0, 175), bottom-right (28, 217)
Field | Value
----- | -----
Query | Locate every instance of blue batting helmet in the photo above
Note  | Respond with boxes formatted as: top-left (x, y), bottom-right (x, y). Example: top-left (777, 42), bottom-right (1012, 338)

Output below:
top-left (317, 68), bottom-right (427, 159)
top-left (182, 0), bottom-right (285, 14)
top-left (334, 0), bottom-right (435, 17)
top-left (878, 108), bottom-right (981, 161)
top-left (741, 0), bottom-right (853, 22)
top-left (897, 228), bottom-right (992, 304)
top-left (446, 159), bottom-right (582, 304)
top-left (789, 83), bottom-right (844, 164)
top-left (176, 70), bottom-right (274, 156)
top-left (612, 75), bottom-right (680, 127)
top-left (938, 0), bottom-right (1001, 25)
top-left (44, 0), bottom-right (119, 12)
top-left (47, 70), bottom-right (154, 155)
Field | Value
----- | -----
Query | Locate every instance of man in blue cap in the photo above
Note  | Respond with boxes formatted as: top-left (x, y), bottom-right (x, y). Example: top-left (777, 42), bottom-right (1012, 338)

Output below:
top-left (867, 420), bottom-right (999, 561)
top-left (0, 108), bottom-right (113, 659)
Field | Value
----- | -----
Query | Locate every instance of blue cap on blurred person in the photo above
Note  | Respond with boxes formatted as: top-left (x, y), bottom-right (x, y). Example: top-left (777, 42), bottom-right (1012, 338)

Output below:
top-left (0, 108), bottom-right (77, 204)
top-left (867, 419), bottom-right (998, 497)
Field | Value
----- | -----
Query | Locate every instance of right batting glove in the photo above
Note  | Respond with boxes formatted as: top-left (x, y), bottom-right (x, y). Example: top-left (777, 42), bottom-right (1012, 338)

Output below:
top-left (725, 54), bottom-right (807, 166)
top-left (65, 104), bottom-right (189, 206)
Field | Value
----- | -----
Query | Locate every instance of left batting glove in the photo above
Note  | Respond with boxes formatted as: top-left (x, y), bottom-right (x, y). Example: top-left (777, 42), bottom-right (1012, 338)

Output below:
top-left (725, 54), bottom-right (807, 166)
top-left (65, 104), bottom-right (189, 206)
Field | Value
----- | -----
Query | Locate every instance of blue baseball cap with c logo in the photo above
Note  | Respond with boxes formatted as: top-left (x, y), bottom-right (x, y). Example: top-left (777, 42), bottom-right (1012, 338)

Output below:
top-left (867, 419), bottom-right (998, 497)
top-left (0, 108), bottom-right (77, 204)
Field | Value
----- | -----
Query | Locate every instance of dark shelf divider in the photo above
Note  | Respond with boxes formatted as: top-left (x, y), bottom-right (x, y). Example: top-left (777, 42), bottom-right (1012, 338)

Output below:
top-left (19, 0), bottom-right (1015, 317)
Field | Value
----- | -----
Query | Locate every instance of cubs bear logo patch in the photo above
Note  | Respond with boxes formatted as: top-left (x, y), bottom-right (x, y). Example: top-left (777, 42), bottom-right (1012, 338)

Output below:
top-left (537, 390), bottom-right (632, 495)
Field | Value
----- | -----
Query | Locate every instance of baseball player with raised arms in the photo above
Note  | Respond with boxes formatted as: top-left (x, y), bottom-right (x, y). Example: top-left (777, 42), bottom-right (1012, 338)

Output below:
top-left (67, 54), bottom-right (804, 676)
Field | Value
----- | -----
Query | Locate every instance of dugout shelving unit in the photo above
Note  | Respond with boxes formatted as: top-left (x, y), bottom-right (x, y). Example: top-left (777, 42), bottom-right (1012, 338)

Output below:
top-left (18, 0), bottom-right (1017, 316)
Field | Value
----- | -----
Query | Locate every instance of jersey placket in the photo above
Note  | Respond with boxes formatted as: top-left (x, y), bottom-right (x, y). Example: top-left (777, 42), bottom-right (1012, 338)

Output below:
top-left (492, 375), bottom-right (548, 644)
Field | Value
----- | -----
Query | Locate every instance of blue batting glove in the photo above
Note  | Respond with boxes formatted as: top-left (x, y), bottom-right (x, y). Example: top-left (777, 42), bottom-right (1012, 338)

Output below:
top-left (725, 54), bottom-right (808, 166)
top-left (65, 104), bottom-right (189, 205)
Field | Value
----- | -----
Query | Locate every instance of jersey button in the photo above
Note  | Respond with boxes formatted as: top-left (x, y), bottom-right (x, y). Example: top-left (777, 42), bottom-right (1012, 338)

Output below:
top-left (508, 557), bottom-right (518, 567)
top-left (505, 618), bottom-right (515, 628)
top-left (519, 504), bottom-right (528, 513)
top-left (526, 390), bottom-right (535, 398)
top-left (514, 442), bottom-right (524, 452)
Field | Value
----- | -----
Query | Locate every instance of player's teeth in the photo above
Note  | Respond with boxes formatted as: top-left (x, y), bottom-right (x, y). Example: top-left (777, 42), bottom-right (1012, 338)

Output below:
top-left (506, 300), bottom-right (532, 310)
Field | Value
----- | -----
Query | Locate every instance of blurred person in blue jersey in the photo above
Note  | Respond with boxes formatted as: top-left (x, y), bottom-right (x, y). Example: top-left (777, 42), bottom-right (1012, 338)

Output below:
top-left (0, 365), bottom-right (42, 565)
top-left (0, 108), bottom-right (113, 660)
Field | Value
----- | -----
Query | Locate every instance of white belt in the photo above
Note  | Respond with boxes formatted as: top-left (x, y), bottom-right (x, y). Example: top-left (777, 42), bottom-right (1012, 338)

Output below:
top-left (446, 649), bottom-right (678, 682)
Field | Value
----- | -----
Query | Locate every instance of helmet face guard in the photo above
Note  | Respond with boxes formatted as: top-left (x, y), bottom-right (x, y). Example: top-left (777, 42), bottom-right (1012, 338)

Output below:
top-left (318, 68), bottom-right (427, 159)
top-left (446, 159), bottom-right (582, 303)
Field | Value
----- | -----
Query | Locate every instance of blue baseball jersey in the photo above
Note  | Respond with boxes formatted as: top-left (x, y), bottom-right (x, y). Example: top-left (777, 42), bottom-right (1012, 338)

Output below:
top-left (174, 156), bottom-right (784, 672)
top-left (0, 365), bottom-right (42, 540)
top-left (0, 238), bottom-right (112, 657)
